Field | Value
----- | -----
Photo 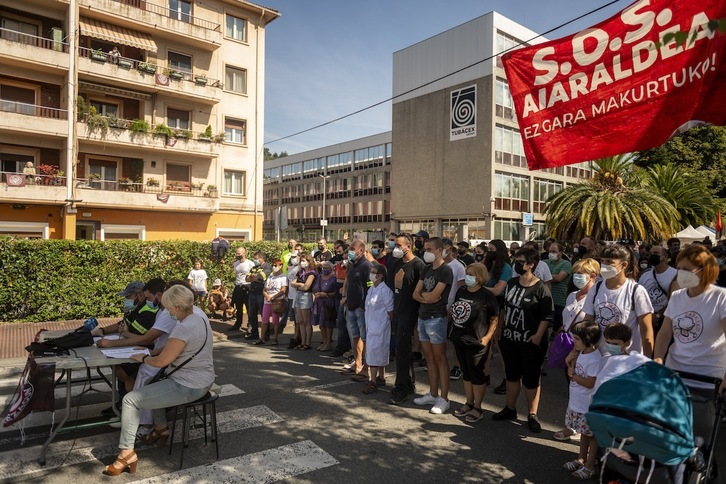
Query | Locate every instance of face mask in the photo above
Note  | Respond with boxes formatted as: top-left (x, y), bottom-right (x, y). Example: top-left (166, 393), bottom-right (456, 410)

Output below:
top-left (458, 248), bottom-right (467, 255)
top-left (371, 248), bottom-right (380, 257)
top-left (485, 252), bottom-right (496, 264)
top-left (649, 254), bottom-right (662, 266)
top-left (414, 240), bottom-right (423, 250)
top-left (123, 299), bottom-right (136, 311)
top-left (289, 258), bottom-right (298, 266)
top-left (677, 269), bottom-right (701, 289)
top-left (423, 251), bottom-right (436, 264)
top-left (235, 255), bottom-right (243, 260)
top-left (392, 247), bottom-right (404, 259)
top-left (300, 261), bottom-right (309, 269)
top-left (639, 262), bottom-right (649, 270)
top-left (442, 249), bottom-right (449, 259)
top-left (273, 266), bottom-right (282, 272)
top-left (474, 253), bottom-right (484, 262)
top-left (322, 268), bottom-right (332, 275)
top-left (513, 261), bottom-right (525, 274)
top-left (548, 252), bottom-right (559, 261)
top-left (253, 259), bottom-right (260, 266)
top-left (387, 240), bottom-right (395, 250)
top-left (572, 273), bottom-right (589, 289)
top-left (369, 273), bottom-right (379, 282)
top-left (348, 250), bottom-right (357, 262)
top-left (146, 299), bottom-right (157, 309)
top-left (318, 245), bottom-right (325, 251)
top-left (600, 263), bottom-right (621, 280)
top-left (464, 275), bottom-right (477, 287)
top-left (169, 312), bottom-right (178, 321)
top-left (577, 246), bottom-right (587, 255)
top-left (604, 343), bottom-right (622, 356)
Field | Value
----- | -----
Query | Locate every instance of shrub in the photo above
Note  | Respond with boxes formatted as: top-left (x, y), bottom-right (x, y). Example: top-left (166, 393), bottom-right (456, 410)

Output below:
top-left (0, 238), bottom-right (315, 323)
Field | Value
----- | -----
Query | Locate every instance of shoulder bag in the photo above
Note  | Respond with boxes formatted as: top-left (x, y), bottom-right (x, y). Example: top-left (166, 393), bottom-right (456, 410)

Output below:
top-left (147, 320), bottom-right (209, 385)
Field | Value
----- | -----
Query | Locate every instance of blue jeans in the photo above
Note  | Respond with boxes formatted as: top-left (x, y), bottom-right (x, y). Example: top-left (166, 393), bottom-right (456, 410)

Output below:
top-left (119, 378), bottom-right (210, 449)
top-left (248, 293), bottom-right (264, 337)
top-left (346, 308), bottom-right (366, 341)
top-left (417, 316), bottom-right (448, 345)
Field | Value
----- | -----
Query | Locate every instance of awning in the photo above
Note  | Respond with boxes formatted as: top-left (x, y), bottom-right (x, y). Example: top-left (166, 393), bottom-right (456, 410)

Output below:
top-left (79, 17), bottom-right (157, 53)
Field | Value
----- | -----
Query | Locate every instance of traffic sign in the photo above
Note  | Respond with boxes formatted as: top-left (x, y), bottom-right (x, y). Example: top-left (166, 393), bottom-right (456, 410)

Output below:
top-left (320, 219), bottom-right (328, 227)
top-left (522, 213), bottom-right (533, 226)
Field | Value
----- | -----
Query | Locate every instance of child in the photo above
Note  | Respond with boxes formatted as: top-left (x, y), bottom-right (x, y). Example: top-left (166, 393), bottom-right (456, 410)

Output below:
top-left (594, 323), bottom-right (649, 391)
top-left (187, 259), bottom-right (208, 307)
top-left (563, 320), bottom-right (605, 480)
top-left (207, 279), bottom-right (233, 320)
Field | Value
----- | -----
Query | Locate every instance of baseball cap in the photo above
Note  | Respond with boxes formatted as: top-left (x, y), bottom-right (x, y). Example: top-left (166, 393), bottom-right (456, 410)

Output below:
top-left (457, 241), bottom-right (470, 249)
top-left (413, 230), bottom-right (429, 239)
top-left (212, 278), bottom-right (222, 287)
top-left (118, 281), bottom-right (144, 297)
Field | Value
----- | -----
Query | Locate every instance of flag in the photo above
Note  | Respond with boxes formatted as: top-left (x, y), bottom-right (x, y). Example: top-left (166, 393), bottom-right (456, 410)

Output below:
top-left (501, 0), bottom-right (726, 170)
top-left (716, 210), bottom-right (723, 234)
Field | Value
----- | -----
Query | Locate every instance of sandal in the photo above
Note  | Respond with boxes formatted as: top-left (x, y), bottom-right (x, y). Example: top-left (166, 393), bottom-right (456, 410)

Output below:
top-left (140, 426), bottom-right (170, 447)
top-left (464, 408), bottom-right (484, 423)
top-left (340, 367), bottom-right (358, 375)
top-left (301, 345), bottom-right (311, 350)
top-left (553, 428), bottom-right (576, 441)
top-left (375, 376), bottom-right (386, 386)
top-left (571, 466), bottom-right (595, 480)
top-left (454, 403), bottom-right (475, 418)
top-left (351, 372), bottom-right (368, 382)
top-left (102, 451), bottom-right (138, 476)
top-left (253, 339), bottom-right (265, 345)
top-left (562, 460), bottom-right (584, 471)
top-left (362, 381), bottom-right (377, 394)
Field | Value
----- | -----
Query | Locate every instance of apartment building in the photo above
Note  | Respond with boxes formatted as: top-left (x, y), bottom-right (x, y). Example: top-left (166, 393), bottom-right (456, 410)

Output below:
top-left (262, 132), bottom-right (392, 243)
top-left (0, 0), bottom-right (278, 241)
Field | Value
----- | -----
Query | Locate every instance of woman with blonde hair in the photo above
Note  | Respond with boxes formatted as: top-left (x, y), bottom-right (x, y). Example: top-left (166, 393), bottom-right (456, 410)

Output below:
top-left (290, 252), bottom-right (317, 350)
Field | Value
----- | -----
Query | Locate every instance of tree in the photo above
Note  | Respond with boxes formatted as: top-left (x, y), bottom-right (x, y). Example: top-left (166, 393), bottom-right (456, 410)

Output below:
top-left (545, 154), bottom-right (680, 242)
top-left (264, 147), bottom-right (289, 161)
top-left (635, 125), bottom-right (726, 200)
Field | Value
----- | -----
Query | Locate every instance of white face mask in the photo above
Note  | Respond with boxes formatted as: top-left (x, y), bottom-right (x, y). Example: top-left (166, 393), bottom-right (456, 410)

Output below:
top-left (548, 252), bottom-right (559, 261)
top-left (464, 275), bottom-right (477, 287)
top-left (677, 269), bottom-right (701, 289)
top-left (640, 262), bottom-right (649, 270)
top-left (442, 249), bottom-right (449, 259)
top-left (423, 251), bottom-right (436, 264)
top-left (600, 263), bottom-right (621, 280)
top-left (572, 273), bottom-right (589, 289)
top-left (300, 261), bottom-right (309, 269)
top-left (369, 273), bottom-right (379, 283)
top-left (392, 247), bottom-right (404, 259)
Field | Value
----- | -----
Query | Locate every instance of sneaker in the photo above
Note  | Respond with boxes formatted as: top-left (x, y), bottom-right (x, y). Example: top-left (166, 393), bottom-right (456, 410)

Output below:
top-left (449, 366), bottom-right (462, 380)
top-left (494, 379), bottom-right (507, 395)
top-left (343, 350), bottom-right (354, 358)
top-left (244, 333), bottom-right (259, 340)
top-left (527, 413), bottom-right (542, 433)
top-left (492, 405), bottom-right (517, 421)
top-left (389, 387), bottom-right (408, 405)
top-left (430, 396), bottom-right (450, 415)
top-left (331, 349), bottom-right (344, 357)
top-left (412, 351), bottom-right (423, 361)
top-left (287, 338), bottom-right (299, 349)
top-left (413, 392), bottom-right (437, 406)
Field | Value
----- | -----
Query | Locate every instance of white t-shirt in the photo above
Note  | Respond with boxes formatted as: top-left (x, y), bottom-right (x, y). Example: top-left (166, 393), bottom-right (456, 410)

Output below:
top-left (234, 259), bottom-right (255, 286)
top-left (568, 350), bottom-right (604, 413)
top-left (638, 266), bottom-right (677, 314)
top-left (664, 286), bottom-right (726, 388)
top-left (446, 259), bottom-right (466, 310)
top-left (562, 290), bottom-right (587, 332)
top-left (512, 260), bottom-right (553, 282)
top-left (264, 273), bottom-right (288, 304)
top-left (583, 278), bottom-right (653, 354)
top-left (187, 269), bottom-right (208, 292)
top-left (287, 265), bottom-right (300, 300)
top-left (593, 352), bottom-right (650, 392)
top-left (151, 308), bottom-right (179, 350)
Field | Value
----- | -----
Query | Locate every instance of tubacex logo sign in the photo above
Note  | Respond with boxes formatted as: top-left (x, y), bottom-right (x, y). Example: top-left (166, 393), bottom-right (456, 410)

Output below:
top-left (450, 85), bottom-right (477, 141)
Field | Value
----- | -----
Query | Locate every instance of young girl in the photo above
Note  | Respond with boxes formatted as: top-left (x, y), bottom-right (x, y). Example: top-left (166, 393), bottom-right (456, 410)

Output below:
top-left (187, 259), bottom-right (208, 307)
top-left (563, 320), bottom-right (604, 480)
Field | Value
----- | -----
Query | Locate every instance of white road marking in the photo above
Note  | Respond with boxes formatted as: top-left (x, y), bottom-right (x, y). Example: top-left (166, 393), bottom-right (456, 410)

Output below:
top-left (293, 380), bottom-right (355, 393)
top-left (130, 440), bottom-right (339, 484)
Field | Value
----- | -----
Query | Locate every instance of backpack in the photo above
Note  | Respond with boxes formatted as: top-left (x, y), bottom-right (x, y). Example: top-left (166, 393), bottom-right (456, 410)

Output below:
top-left (211, 237), bottom-right (229, 262)
top-left (586, 361), bottom-right (696, 466)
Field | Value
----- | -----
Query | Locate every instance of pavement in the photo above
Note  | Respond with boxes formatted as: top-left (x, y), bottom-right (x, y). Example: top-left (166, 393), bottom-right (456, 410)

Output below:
top-left (0, 319), bottom-right (723, 484)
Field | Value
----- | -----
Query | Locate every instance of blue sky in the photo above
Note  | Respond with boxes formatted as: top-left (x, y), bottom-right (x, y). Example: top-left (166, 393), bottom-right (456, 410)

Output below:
top-left (262, 0), bottom-right (629, 155)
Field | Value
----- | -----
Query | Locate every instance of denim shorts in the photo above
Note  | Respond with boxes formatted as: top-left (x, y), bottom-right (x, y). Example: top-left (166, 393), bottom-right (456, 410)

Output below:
top-left (346, 308), bottom-right (366, 341)
top-left (295, 291), bottom-right (313, 310)
top-left (417, 316), bottom-right (448, 345)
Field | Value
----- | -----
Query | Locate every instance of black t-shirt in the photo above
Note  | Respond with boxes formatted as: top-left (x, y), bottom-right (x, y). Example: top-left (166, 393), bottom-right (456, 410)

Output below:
top-left (296, 269), bottom-right (317, 293)
top-left (345, 258), bottom-right (372, 310)
top-left (384, 253), bottom-right (398, 291)
top-left (501, 279), bottom-right (553, 343)
top-left (458, 254), bottom-right (475, 267)
top-left (450, 286), bottom-right (499, 346)
top-left (418, 263), bottom-right (453, 319)
top-left (249, 263), bottom-right (271, 294)
top-left (392, 256), bottom-right (426, 316)
top-left (313, 249), bottom-right (333, 263)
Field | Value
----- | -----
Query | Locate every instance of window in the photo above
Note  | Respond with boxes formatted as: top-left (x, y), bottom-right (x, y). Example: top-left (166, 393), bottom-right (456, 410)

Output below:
top-left (100, 224), bottom-right (145, 241)
top-left (168, 51), bottom-right (192, 77)
top-left (495, 79), bottom-right (515, 121)
top-left (89, 100), bottom-right (119, 117)
top-left (1, 83), bottom-right (36, 115)
top-left (533, 178), bottom-right (563, 213)
top-left (225, 14), bottom-right (247, 42)
top-left (225, 66), bottom-right (247, 94)
top-left (496, 31), bottom-right (525, 56)
top-left (166, 107), bottom-right (190, 130)
top-left (495, 124), bottom-right (527, 168)
top-left (0, 221), bottom-right (49, 239)
top-left (224, 118), bottom-right (246, 144)
top-left (88, 158), bottom-right (118, 182)
top-left (494, 219), bottom-right (522, 242)
top-left (566, 162), bottom-right (594, 179)
top-left (282, 162), bottom-right (302, 179)
top-left (168, 0), bottom-right (192, 23)
top-left (224, 170), bottom-right (245, 195)
top-left (495, 172), bottom-right (529, 212)
top-left (1, 17), bottom-right (39, 45)
top-left (166, 163), bottom-right (190, 184)
top-left (1, 151), bottom-right (34, 173)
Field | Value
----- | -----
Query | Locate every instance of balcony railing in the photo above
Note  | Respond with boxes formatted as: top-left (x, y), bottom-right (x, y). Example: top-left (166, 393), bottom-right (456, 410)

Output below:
top-left (1, 171), bottom-right (67, 186)
top-left (78, 178), bottom-right (211, 197)
top-left (111, 0), bottom-right (221, 31)
top-left (0, 27), bottom-right (68, 52)
top-left (80, 112), bottom-right (225, 144)
top-left (0, 100), bottom-right (67, 119)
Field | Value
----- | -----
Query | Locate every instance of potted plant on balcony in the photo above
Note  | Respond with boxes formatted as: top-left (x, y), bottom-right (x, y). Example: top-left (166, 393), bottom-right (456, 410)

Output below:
top-left (107, 114), bottom-right (128, 129)
top-left (146, 177), bottom-right (160, 188)
top-left (130, 118), bottom-right (150, 134)
top-left (153, 123), bottom-right (174, 138)
top-left (191, 182), bottom-right (204, 191)
top-left (117, 57), bottom-right (132, 69)
top-left (138, 61), bottom-right (157, 74)
top-left (194, 75), bottom-right (208, 86)
top-left (198, 125), bottom-right (213, 142)
top-left (174, 128), bottom-right (192, 139)
top-left (166, 68), bottom-right (184, 80)
top-left (212, 133), bottom-right (226, 143)
top-left (118, 177), bottom-right (134, 191)
top-left (88, 173), bottom-right (102, 189)
top-left (206, 184), bottom-right (218, 198)
top-left (91, 48), bottom-right (107, 62)
top-left (86, 106), bottom-right (109, 137)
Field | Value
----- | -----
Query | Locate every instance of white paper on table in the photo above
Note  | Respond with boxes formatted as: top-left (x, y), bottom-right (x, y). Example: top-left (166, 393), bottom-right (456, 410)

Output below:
top-left (99, 347), bottom-right (149, 359)
top-left (93, 334), bottom-right (122, 343)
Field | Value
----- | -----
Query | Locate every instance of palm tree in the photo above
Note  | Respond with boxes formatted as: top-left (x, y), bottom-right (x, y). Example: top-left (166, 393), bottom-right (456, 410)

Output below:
top-left (638, 162), bottom-right (716, 228)
top-left (545, 154), bottom-right (680, 241)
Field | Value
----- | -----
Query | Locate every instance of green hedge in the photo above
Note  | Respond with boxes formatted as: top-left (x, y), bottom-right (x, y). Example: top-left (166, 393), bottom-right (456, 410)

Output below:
top-left (0, 238), bottom-right (314, 323)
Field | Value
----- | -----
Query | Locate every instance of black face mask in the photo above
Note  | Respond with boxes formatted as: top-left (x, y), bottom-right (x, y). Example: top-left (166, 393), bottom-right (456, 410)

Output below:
top-left (485, 252), bottom-right (496, 264)
top-left (474, 253), bottom-right (484, 262)
top-left (414, 240), bottom-right (424, 250)
top-left (318, 245), bottom-right (325, 251)
top-left (514, 261), bottom-right (526, 274)
top-left (577, 246), bottom-right (587, 255)
top-left (458, 248), bottom-right (467, 255)
top-left (648, 254), bottom-right (662, 266)
top-left (235, 255), bottom-right (243, 260)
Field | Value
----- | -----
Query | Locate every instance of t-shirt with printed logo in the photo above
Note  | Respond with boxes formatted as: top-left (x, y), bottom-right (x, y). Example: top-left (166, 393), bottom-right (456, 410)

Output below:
top-left (418, 263), bottom-right (453, 320)
top-left (502, 279), bottom-right (553, 343)
top-left (450, 286), bottom-right (499, 346)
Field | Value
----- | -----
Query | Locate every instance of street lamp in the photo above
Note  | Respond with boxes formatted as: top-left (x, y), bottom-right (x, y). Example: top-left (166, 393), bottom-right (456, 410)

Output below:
top-left (319, 173), bottom-right (330, 239)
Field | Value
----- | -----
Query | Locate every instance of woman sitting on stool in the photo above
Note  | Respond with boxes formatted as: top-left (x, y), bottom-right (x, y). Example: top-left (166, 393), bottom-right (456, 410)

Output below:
top-left (103, 284), bottom-right (215, 476)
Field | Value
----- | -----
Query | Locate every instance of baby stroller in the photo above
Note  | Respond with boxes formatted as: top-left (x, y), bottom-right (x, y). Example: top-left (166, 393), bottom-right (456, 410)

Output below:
top-left (587, 361), bottom-right (725, 484)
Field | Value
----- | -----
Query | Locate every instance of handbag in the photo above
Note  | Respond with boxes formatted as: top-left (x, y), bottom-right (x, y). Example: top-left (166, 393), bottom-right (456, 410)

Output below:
top-left (145, 320), bottom-right (209, 386)
top-left (271, 299), bottom-right (286, 315)
top-left (547, 308), bottom-right (582, 369)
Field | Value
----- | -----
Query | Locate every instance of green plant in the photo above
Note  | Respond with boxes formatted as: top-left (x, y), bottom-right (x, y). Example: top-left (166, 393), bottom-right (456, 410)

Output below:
top-left (174, 129), bottom-right (192, 139)
top-left (91, 48), bottom-right (106, 61)
top-left (118, 177), bottom-right (132, 184)
top-left (212, 134), bottom-right (226, 143)
top-left (191, 182), bottom-right (204, 190)
top-left (153, 123), bottom-right (174, 138)
top-left (107, 113), bottom-right (128, 129)
top-left (146, 177), bottom-right (160, 187)
top-left (130, 119), bottom-right (150, 133)
top-left (76, 96), bottom-right (86, 122)
top-left (88, 173), bottom-right (101, 180)
top-left (207, 184), bottom-right (217, 190)
top-left (131, 159), bottom-right (144, 182)
top-left (86, 107), bottom-right (109, 137)
top-left (203, 125), bottom-right (213, 138)
top-left (138, 61), bottom-right (157, 73)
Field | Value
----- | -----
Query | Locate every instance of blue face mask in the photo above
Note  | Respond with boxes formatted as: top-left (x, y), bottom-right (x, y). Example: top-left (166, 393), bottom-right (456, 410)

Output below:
top-left (387, 240), bottom-right (395, 250)
top-left (348, 250), bottom-right (357, 262)
top-left (123, 299), bottom-right (136, 311)
top-left (146, 299), bottom-right (157, 310)
top-left (605, 342), bottom-right (622, 356)
top-left (169, 313), bottom-right (178, 321)
top-left (371, 248), bottom-right (380, 257)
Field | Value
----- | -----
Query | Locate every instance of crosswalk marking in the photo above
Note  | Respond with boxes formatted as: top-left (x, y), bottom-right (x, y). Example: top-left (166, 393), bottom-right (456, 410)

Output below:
top-left (0, 405), bottom-right (283, 480)
top-left (130, 440), bottom-right (339, 484)
top-left (293, 380), bottom-right (355, 394)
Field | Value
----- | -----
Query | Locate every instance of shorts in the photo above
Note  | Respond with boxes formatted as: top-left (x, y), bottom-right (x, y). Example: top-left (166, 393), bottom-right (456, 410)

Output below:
top-left (565, 408), bottom-right (592, 437)
top-left (417, 316), bottom-right (448, 345)
top-left (499, 338), bottom-right (547, 389)
top-left (346, 308), bottom-right (366, 341)
top-left (295, 291), bottom-right (313, 310)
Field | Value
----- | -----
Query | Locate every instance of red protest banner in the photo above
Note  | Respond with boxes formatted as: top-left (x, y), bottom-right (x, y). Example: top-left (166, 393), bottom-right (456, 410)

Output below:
top-left (502, 0), bottom-right (726, 170)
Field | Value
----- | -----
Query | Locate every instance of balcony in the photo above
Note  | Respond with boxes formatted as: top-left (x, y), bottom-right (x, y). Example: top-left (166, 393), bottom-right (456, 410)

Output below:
top-left (0, 101), bottom-right (67, 138)
top-left (78, 0), bottom-right (222, 49)
top-left (0, 28), bottom-right (69, 72)
top-left (77, 48), bottom-right (222, 104)
top-left (77, 118), bottom-right (221, 158)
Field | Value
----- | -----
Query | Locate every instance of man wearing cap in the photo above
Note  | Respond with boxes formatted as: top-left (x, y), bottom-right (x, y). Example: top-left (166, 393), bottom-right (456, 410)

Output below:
top-left (711, 245), bottom-right (726, 288)
top-left (456, 241), bottom-right (474, 266)
top-left (94, 278), bottom-right (165, 345)
top-left (208, 279), bottom-right (232, 320)
top-left (413, 230), bottom-right (429, 259)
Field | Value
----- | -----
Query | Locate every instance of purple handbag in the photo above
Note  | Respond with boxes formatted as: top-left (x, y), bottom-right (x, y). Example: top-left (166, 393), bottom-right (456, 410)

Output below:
top-left (547, 331), bottom-right (574, 369)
